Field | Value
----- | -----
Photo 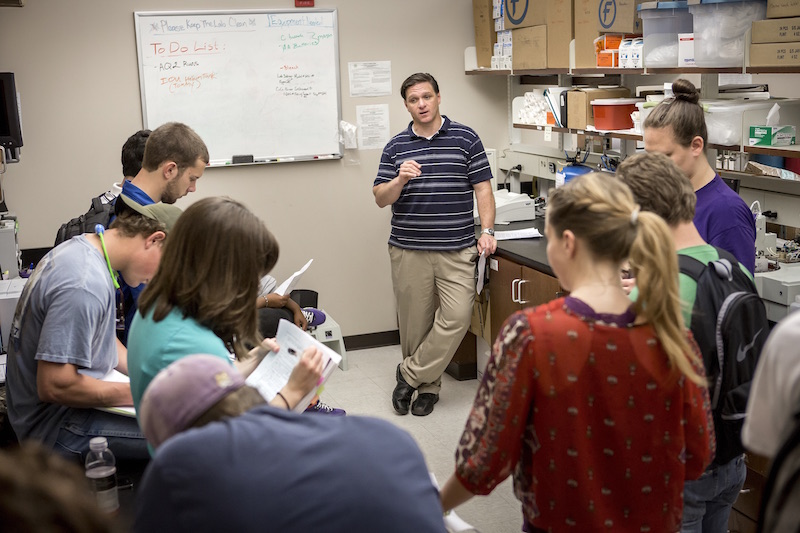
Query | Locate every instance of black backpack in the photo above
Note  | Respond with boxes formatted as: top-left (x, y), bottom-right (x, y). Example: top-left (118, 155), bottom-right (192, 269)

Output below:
top-left (54, 195), bottom-right (115, 247)
top-left (758, 409), bottom-right (800, 533)
top-left (679, 247), bottom-right (768, 465)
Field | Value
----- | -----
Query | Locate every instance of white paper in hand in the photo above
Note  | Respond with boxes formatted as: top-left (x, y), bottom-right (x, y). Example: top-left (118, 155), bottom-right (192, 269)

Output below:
top-left (245, 319), bottom-right (341, 412)
top-left (275, 259), bottom-right (313, 296)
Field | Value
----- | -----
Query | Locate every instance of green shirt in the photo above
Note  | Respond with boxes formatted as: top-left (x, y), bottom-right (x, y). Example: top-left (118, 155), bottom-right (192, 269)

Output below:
top-left (630, 244), bottom-right (754, 328)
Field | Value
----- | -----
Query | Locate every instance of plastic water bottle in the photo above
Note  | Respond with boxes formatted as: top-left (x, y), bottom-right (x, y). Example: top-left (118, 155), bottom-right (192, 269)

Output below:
top-left (85, 436), bottom-right (119, 513)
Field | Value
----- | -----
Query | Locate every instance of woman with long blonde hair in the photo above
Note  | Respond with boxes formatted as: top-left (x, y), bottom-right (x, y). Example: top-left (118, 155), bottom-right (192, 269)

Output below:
top-left (440, 172), bottom-right (714, 532)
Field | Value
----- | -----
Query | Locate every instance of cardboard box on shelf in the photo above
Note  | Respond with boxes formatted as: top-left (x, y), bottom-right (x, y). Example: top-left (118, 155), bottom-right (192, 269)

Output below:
top-left (749, 125), bottom-right (797, 145)
top-left (505, 0), bottom-right (547, 28)
top-left (597, 48), bottom-right (620, 66)
top-left (575, 0), bottom-right (602, 67)
top-left (767, 0), bottom-right (800, 18)
top-left (567, 87), bottom-right (631, 129)
top-left (474, 0), bottom-right (497, 68)
top-left (595, 33), bottom-right (628, 51)
top-left (548, 0), bottom-right (574, 67)
top-left (512, 24), bottom-right (548, 69)
top-left (597, 0), bottom-right (644, 33)
top-left (751, 17), bottom-right (800, 43)
top-left (749, 41), bottom-right (800, 65)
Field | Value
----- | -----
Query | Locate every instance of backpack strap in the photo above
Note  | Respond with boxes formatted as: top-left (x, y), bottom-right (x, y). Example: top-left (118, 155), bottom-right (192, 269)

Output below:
top-left (678, 253), bottom-right (706, 282)
top-left (91, 195), bottom-right (105, 213)
top-left (678, 246), bottom-right (740, 282)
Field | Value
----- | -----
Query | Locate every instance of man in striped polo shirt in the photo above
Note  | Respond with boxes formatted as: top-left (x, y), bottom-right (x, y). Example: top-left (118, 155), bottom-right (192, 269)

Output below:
top-left (373, 72), bottom-right (496, 417)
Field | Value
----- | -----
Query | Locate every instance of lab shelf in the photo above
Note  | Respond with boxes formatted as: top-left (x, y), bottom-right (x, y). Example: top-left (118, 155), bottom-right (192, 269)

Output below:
top-left (512, 123), bottom-right (741, 152)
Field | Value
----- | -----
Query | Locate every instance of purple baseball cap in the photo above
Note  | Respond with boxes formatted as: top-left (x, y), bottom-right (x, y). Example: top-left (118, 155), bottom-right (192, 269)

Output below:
top-left (139, 354), bottom-right (245, 449)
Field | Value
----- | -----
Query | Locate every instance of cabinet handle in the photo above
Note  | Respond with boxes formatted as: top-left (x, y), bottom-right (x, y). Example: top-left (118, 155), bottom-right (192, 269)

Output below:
top-left (518, 280), bottom-right (530, 305)
top-left (511, 279), bottom-right (520, 303)
top-left (739, 488), bottom-right (751, 495)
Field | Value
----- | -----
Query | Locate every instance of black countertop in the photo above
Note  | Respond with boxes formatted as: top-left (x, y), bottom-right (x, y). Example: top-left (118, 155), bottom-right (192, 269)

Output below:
top-left (480, 218), bottom-right (555, 277)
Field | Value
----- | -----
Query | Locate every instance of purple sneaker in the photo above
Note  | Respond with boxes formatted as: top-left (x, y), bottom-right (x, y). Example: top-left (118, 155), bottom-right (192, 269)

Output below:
top-left (304, 400), bottom-right (346, 416)
top-left (302, 307), bottom-right (326, 328)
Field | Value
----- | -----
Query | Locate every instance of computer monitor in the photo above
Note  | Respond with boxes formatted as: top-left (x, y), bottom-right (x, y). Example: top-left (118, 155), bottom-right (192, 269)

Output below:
top-left (0, 73), bottom-right (23, 158)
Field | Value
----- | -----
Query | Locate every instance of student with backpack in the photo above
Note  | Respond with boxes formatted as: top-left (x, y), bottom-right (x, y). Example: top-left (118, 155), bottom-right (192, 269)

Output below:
top-left (618, 152), bottom-right (769, 533)
top-left (53, 129), bottom-right (151, 247)
top-left (56, 123), bottom-right (209, 344)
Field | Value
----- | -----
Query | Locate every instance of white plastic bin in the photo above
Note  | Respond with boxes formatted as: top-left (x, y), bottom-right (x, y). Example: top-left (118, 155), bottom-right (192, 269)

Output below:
top-left (703, 99), bottom-right (777, 146)
top-left (639, 1), bottom-right (693, 68)
top-left (688, 0), bottom-right (766, 67)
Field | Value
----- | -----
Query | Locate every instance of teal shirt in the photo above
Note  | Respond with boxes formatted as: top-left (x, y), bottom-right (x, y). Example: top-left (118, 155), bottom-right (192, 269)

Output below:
top-left (127, 307), bottom-right (232, 415)
top-left (630, 244), bottom-right (754, 327)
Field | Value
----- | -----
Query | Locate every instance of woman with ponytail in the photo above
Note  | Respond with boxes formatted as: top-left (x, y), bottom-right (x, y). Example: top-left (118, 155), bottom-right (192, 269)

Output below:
top-left (644, 78), bottom-right (755, 274)
top-left (440, 172), bottom-right (714, 532)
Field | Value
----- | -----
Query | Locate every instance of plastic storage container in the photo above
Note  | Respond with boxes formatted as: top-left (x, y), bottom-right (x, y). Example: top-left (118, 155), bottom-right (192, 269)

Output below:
top-left (688, 0), bottom-right (767, 67)
top-left (639, 1), bottom-right (693, 67)
top-left (703, 99), bottom-right (778, 146)
top-left (591, 98), bottom-right (644, 130)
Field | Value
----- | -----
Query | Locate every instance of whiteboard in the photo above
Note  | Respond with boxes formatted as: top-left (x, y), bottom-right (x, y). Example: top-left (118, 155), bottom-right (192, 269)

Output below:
top-left (134, 10), bottom-right (342, 166)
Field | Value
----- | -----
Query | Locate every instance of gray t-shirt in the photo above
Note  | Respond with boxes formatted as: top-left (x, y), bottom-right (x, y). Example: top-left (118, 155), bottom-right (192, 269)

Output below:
top-left (6, 235), bottom-right (117, 446)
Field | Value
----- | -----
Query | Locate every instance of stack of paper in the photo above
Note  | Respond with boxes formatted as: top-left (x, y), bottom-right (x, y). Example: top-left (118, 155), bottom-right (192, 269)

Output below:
top-left (245, 319), bottom-right (341, 412)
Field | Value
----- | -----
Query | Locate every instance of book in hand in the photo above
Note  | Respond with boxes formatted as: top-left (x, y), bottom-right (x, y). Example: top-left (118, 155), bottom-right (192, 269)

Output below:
top-left (245, 318), bottom-right (341, 413)
top-left (98, 369), bottom-right (136, 418)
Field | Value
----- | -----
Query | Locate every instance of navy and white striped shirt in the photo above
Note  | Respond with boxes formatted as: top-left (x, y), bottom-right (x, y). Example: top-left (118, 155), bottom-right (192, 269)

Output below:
top-left (374, 116), bottom-right (492, 251)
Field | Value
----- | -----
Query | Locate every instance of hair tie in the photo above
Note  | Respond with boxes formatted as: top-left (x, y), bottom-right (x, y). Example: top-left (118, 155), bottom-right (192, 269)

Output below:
top-left (630, 207), bottom-right (640, 226)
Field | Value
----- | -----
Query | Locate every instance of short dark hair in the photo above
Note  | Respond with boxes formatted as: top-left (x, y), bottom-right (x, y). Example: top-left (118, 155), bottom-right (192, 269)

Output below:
top-left (401, 73), bottom-right (439, 100)
top-left (141, 122), bottom-right (210, 174)
top-left (121, 129), bottom-right (151, 178)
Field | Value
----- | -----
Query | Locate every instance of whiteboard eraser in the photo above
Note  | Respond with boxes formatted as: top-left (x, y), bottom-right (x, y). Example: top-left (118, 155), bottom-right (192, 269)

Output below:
top-left (232, 155), bottom-right (254, 164)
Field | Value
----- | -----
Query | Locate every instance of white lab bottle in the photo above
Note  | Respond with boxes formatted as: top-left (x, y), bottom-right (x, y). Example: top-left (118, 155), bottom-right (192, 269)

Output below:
top-left (85, 436), bottom-right (119, 513)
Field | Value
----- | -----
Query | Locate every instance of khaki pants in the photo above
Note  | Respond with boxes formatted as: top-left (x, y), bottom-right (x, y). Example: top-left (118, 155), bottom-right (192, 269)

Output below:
top-left (389, 245), bottom-right (477, 395)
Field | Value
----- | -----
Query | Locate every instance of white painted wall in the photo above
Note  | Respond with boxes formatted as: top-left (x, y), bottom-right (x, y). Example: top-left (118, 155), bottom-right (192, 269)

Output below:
top-left (0, 0), bottom-right (509, 337)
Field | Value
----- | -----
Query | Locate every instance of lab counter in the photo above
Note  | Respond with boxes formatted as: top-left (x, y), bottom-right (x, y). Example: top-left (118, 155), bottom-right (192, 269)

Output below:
top-left (486, 218), bottom-right (555, 277)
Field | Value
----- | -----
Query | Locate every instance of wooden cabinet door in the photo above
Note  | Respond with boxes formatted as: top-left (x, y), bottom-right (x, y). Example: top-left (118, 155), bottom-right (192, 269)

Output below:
top-left (488, 256), bottom-right (522, 341)
top-left (520, 265), bottom-right (562, 309)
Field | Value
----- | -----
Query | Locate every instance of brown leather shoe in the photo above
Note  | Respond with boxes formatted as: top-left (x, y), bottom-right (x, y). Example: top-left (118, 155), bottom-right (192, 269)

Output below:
top-left (392, 364), bottom-right (416, 415)
top-left (411, 393), bottom-right (439, 416)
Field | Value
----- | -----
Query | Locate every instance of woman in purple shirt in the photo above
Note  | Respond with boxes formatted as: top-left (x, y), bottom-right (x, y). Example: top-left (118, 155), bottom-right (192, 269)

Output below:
top-left (643, 79), bottom-right (756, 274)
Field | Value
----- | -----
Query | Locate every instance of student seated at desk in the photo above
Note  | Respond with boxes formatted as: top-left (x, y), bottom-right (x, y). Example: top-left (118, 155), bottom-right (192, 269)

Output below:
top-left (133, 355), bottom-right (446, 533)
top-left (126, 197), bottom-right (324, 417)
top-left (6, 196), bottom-right (182, 462)
top-left (256, 276), bottom-right (345, 416)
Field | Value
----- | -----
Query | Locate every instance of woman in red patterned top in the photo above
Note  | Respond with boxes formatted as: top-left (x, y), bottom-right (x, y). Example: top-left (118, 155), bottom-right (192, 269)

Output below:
top-left (440, 172), bottom-right (714, 532)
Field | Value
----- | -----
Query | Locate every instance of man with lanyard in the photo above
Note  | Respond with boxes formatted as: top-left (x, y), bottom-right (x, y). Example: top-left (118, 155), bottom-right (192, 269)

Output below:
top-left (6, 196), bottom-right (182, 461)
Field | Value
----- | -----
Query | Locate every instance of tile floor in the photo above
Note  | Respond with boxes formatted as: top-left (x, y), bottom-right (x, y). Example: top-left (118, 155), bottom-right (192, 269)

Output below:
top-left (322, 345), bottom-right (523, 533)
